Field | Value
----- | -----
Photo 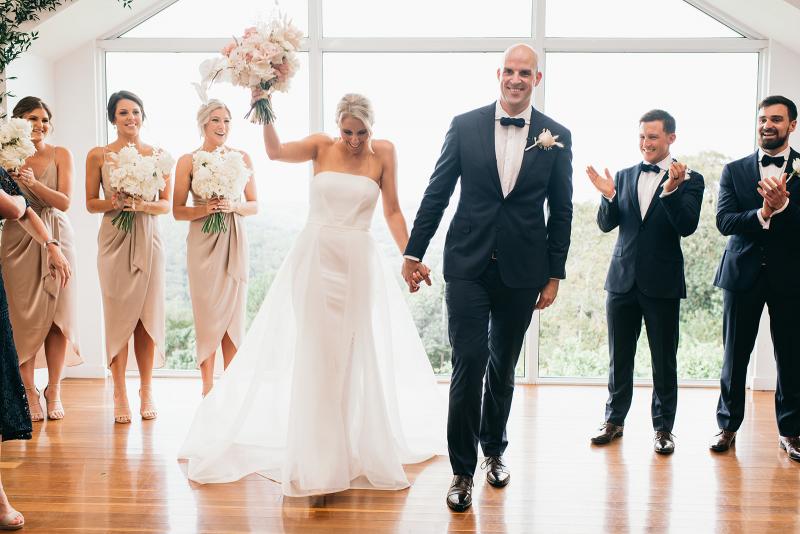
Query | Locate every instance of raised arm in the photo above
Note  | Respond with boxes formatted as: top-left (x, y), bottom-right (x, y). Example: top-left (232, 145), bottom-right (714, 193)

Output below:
top-left (716, 163), bottom-right (762, 236)
top-left (263, 122), bottom-right (328, 163)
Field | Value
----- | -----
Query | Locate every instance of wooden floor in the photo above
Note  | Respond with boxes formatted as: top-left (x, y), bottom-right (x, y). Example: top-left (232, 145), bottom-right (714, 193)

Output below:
top-left (2, 379), bottom-right (799, 533)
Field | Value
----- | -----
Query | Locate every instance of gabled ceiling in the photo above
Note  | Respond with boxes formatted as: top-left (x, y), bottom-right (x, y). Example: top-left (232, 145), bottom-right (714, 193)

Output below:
top-left (21, 0), bottom-right (800, 62)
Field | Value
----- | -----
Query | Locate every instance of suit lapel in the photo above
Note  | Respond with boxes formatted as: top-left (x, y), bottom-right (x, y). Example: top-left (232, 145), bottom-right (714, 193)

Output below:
top-left (747, 151), bottom-right (763, 207)
top-left (786, 148), bottom-right (799, 191)
top-left (507, 106), bottom-right (540, 195)
top-left (630, 165), bottom-right (642, 221)
top-left (478, 105), bottom-right (504, 197)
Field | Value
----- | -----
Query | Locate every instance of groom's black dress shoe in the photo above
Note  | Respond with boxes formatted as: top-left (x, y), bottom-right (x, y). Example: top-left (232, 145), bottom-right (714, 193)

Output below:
top-left (482, 456), bottom-right (510, 487)
top-left (446, 475), bottom-right (473, 512)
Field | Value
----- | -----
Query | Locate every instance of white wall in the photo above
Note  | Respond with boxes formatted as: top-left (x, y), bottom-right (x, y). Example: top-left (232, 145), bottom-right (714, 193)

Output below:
top-left (6, 53), bottom-right (55, 116)
top-left (747, 41), bottom-right (800, 391)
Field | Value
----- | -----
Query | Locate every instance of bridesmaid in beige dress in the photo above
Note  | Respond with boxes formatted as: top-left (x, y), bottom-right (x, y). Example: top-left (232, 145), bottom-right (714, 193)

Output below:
top-left (1, 96), bottom-right (82, 422)
top-left (85, 90), bottom-right (171, 424)
top-left (173, 100), bottom-right (257, 397)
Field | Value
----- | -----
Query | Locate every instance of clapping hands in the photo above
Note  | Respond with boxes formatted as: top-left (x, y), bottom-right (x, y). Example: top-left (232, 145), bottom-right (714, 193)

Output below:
top-left (758, 172), bottom-right (790, 217)
top-left (663, 161), bottom-right (688, 193)
top-left (586, 165), bottom-right (615, 198)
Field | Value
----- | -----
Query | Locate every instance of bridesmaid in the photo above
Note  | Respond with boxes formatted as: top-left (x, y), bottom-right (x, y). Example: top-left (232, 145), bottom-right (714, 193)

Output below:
top-left (1, 96), bottom-right (82, 423)
top-left (1, 166), bottom-right (71, 530)
top-left (173, 100), bottom-right (257, 397)
top-left (85, 90), bottom-right (171, 424)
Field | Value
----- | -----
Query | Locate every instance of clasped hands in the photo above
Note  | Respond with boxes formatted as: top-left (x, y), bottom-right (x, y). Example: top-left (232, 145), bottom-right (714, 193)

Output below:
top-left (401, 258), bottom-right (432, 293)
top-left (757, 172), bottom-right (790, 219)
top-left (112, 192), bottom-right (148, 213)
top-left (205, 197), bottom-right (238, 214)
top-left (11, 168), bottom-right (37, 188)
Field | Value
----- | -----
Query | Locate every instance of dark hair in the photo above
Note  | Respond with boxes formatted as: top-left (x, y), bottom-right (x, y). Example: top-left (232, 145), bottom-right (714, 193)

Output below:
top-left (639, 109), bottom-right (676, 134)
top-left (12, 96), bottom-right (53, 121)
top-left (758, 95), bottom-right (797, 122)
top-left (107, 90), bottom-right (146, 124)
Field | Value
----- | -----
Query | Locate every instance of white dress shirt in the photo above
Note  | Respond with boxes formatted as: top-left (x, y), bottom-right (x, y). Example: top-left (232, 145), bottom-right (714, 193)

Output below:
top-left (605, 154), bottom-right (678, 217)
top-left (756, 146), bottom-right (791, 230)
top-left (495, 101), bottom-right (531, 197)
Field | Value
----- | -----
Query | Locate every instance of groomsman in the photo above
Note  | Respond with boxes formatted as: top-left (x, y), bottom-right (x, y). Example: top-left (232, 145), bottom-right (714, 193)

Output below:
top-left (404, 44), bottom-right (573, 512)
top-left (586, 109), bottom-right (704, 454)
top-left (710, 95), bottom-right (800, 461)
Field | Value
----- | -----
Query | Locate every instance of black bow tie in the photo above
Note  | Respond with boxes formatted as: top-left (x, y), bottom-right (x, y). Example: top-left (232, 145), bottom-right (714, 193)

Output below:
top-left (760, 154), bottom-right (786, 167)
top-left (499, 117), bottom-right (526, 128)
top-left (640, 163), bottom-right (662, 174)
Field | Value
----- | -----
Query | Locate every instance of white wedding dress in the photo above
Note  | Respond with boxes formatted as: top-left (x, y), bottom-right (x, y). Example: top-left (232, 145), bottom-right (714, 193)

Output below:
top-left (179, 171), bottom-right (446, 496)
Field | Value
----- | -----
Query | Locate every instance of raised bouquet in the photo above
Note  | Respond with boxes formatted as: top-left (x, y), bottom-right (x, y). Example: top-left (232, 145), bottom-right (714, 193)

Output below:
top-left (195, 15), bottom-right (302, 124)
top-left (0, 118), bottom-right (36, 171)
top-left (108, 144), bottom-right (174, 232)
top-left (192, 147), bottom-right (251, 233)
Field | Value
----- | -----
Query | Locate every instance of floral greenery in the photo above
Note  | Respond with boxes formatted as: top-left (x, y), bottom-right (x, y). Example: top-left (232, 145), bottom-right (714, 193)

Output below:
top-left (0, 0), bottom-right (133, 115)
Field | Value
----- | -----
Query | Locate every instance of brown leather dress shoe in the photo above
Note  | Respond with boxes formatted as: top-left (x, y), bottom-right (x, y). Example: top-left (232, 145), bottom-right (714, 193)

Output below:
top-left (481, 456), bottom-right (510, 488)
top-left (590, 422), bottom-right (624, 445)
top-left (654, 431), bottom-right (675, 454)
top-left (446, 475), bottom-right (473, 512)
top-left (709, 430), bottom-right (736, 452)
top-left (779, 436), bottom-right (800, 462)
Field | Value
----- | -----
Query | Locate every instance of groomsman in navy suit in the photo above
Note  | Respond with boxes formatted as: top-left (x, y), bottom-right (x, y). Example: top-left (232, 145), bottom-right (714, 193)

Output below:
top-left (710, 95), bottom-right (800, 461)
top-left (586, 109), bottom-right (704, 454)
top-left (403, 44), bottom-right (573, 512)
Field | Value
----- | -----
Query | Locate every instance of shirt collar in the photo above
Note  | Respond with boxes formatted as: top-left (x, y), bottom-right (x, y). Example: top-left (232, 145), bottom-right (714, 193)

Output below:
top-left (758, 146), bottom-right (791, 161)
top-left (495, 101), bottom-right (530, 121)
top-left (641, 154), bottom-right (672, 172)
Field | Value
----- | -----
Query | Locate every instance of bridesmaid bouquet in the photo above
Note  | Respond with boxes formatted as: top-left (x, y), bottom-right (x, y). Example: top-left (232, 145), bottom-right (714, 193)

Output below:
top-left (108, 144), bottom-right (174, 232)
top-left (0, 118), bottom-right (36, 171)
top-left (192, 148), bottom-right (251, 233)
top-left (195, 15), bottom-right (302, 124)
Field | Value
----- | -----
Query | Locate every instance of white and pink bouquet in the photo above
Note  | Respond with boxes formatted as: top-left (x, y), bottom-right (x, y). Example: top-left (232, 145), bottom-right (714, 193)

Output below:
top-left (195, 16), bottom-right (302, 124)
top-left (0, 118), bottom-right (36, 171)
top-left (192, 147), bottom-right (251, 233)
top-left (108, 144), bottom-right (174, 232)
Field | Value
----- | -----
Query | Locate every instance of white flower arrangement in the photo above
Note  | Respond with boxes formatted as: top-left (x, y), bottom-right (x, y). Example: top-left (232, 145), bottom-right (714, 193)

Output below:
top-left (525, 128), bottom-right (564, 152)
top-left (0, 118), bottom-right (36, 171)
top-left (789, 158), bottom-right (800, 183)
top-left (194, 15), bottom-right (302, 124)
top-left (192, 147), bottom-right (251, 233)
top-left (108, 144), bottom-right (174, 232)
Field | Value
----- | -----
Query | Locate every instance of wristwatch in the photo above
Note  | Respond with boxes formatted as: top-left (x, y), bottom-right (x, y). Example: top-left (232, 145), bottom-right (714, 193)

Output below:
top-left (45, 239), bottom-right (61, 248)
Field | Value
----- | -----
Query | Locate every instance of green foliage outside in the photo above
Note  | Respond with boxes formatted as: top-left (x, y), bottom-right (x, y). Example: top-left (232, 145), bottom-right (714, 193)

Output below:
top-left (539, 151), bottom-right (729, 380)
top-left (164, 151), bottom-right (728, 381)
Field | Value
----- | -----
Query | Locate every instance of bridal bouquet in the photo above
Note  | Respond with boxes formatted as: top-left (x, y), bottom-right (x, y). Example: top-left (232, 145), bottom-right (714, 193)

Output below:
top-left (192, 148), bottom-right (251, 233)
top-left (108, 144), bottom-right (174, 232)
top-left (195, 16), bottom-right (302, 124)
top-left (0, 118), bottom-right (36, 171)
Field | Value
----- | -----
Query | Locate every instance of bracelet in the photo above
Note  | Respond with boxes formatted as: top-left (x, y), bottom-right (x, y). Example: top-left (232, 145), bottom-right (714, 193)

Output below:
top-left (45, 239), bottom-right (61, 248)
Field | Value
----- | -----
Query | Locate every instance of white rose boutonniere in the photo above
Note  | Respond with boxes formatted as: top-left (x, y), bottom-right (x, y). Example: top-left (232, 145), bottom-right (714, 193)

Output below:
top-left (525, 128), bottom-right (564, 152)
top-left (788, 159), bottom-right (800, 184)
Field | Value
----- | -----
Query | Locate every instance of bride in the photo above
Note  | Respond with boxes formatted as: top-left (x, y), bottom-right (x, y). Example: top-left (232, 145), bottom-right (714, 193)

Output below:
top-left (179, 93), bottom-right (446, 496)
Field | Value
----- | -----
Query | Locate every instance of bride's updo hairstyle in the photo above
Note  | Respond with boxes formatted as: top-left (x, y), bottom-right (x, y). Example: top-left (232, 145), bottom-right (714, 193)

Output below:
top-left (107, 90), bottom-right (146, 124)
top-left (336, 93), bottom-right (375, 152)
top-left (196, 99), bottom-right (232, 137)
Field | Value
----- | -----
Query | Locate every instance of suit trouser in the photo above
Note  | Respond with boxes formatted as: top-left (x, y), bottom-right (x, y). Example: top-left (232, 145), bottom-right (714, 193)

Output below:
top-left (716, 274), bottom-right (800, 436)
top-left (604, 287), bottom-right (680, 431)
top-left (445, 261), bottom-right (539, 476)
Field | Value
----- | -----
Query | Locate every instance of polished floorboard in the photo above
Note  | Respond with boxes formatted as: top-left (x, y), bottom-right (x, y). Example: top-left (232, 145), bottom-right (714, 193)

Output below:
top-left (2, 379), bottom-right (799, 533)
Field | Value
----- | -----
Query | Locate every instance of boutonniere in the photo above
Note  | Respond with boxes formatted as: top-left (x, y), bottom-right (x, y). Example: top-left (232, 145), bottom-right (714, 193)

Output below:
top-left (788, 159), bottom-right (800, 184)
top-left (525, 128), bottom-right (564, 152)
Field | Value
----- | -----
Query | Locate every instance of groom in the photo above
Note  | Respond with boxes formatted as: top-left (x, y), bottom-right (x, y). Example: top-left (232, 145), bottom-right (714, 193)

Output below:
top-left (403, 44), bottom-right (573, 512)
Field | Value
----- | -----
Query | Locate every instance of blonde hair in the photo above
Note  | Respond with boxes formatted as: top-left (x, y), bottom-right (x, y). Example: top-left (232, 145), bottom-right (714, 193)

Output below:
top-left (336, 93), bottom-right (375, 131)
top-left (196, 99), bottom-right (232, 137)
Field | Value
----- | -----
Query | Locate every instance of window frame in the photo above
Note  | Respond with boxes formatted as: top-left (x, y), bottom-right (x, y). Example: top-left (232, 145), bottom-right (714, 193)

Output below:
top-left (98, 0), bottom-right (768, 383)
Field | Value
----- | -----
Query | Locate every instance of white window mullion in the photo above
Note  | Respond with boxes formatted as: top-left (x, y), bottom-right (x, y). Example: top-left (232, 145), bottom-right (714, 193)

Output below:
top-left (308, 0), bottom-right (324, 135)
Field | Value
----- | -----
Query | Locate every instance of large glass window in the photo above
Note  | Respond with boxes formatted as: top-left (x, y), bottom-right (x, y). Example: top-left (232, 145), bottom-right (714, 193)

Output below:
top-left (546, 0), bottom-right (741, 38)
top-left (538, 52), bottom-right (759, 380)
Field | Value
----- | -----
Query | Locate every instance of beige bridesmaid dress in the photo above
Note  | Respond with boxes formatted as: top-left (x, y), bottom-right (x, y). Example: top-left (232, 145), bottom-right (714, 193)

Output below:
top-left (0, 157), bottom-right (82, 367)
top-left (186, 186), bottom-right (248, 367)
top-left (97, 149), bottom-right (166, 368)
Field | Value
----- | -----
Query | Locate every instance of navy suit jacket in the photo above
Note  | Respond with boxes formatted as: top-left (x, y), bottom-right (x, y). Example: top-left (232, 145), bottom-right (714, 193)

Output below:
top-left (405, 103), bottom-right (573, 289)
top-left (598, 163), bottom-right (704, 299)
top-left (713, 149), bottom-right (800, 294)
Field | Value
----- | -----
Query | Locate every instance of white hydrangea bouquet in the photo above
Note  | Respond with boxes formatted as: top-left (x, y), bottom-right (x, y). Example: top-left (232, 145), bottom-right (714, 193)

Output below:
top-left (192, 147), bottom-right (251, 233)
top-left (194, 15), bottom-right (302, 124)
top-left (108, 144), bottom-right (174, 232)
top-left (0, 118), bottom-right (36, 171)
